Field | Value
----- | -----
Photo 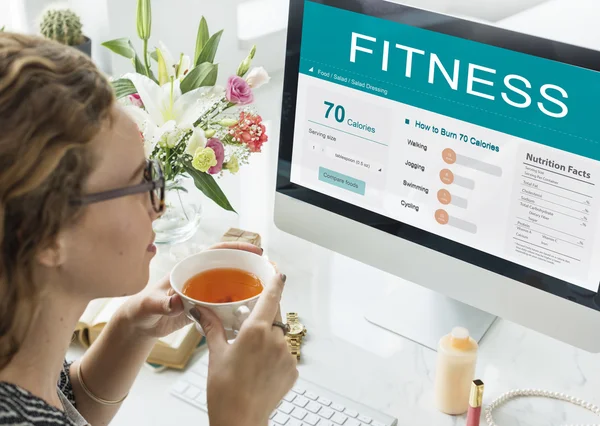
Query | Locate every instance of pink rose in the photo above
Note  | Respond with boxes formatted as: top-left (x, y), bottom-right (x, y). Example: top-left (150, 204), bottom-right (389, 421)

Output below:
top-left (206, 138), bottom-right (225, 174)
top-left (226, 76), bottom-right (254, 105)
top-left (128, 93), bottom-right (144, 108)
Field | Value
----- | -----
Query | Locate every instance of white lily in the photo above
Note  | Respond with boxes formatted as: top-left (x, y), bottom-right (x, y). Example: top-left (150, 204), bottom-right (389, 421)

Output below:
top-left (176, 54), bottom-right (191, 79)
top-left (123, 72), bottom-right (224, 156)
top-left (156, 41), bottom-right (191, 81)
top-left (157, 41), bottom-right (176, 82)
top-left (124, 104), bottom-right (176, 156)
top-left (185, 127), bottom-right (207, 156)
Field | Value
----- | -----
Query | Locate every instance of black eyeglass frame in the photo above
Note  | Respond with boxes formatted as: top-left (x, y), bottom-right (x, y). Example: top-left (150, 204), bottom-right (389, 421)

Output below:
top-left (70, 159), bottom-right (165, 213)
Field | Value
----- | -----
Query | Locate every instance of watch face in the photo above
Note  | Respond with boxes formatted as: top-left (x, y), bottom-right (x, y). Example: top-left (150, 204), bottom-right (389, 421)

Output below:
top-left (289, 323), bottom-right (304, 335)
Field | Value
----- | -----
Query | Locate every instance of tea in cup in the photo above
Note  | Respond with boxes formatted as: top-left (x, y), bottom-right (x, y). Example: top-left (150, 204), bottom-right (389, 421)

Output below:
top-left (170, 249), bottom-right (276, 337)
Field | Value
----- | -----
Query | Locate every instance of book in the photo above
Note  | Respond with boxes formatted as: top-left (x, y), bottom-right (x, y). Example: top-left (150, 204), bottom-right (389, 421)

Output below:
top-left (73, 297), bottom-right (203, 370)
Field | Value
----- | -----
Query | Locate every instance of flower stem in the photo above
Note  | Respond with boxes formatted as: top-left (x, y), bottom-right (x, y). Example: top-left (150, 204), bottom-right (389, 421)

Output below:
top-left (143, 39), bottom-right (151, 76)
top-left (194, 97), bottom-right (232, 127)
top-left (170, 78), bottom-right (174, 112)
top-left (176, 189), bottom-right (189, 221)
top-left (165, 147), bottom-right (174, 180)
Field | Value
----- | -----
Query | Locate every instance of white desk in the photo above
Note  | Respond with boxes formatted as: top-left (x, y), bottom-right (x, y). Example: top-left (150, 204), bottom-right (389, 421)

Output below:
top-left (68, 185), bottom-right (600, 426)
top-left (67, 2), bottom-right (600, 424)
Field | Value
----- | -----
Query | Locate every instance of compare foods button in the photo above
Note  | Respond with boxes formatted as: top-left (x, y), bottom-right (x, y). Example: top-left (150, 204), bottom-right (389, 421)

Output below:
top-left (318, 167), bottom-right (366, 195)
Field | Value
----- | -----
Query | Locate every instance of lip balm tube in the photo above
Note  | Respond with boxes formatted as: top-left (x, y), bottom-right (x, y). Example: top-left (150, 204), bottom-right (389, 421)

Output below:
top-left (466, 379), bottom-right (484, 426)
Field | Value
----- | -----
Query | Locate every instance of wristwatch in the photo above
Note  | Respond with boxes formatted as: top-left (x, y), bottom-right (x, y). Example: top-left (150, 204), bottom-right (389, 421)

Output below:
top-left (285, 312), bottom-right (307, 361)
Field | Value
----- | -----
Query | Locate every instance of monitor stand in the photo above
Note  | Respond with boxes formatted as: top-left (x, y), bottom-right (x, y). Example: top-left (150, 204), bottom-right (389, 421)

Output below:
top-left (364, 279), bottom-right (497, 352)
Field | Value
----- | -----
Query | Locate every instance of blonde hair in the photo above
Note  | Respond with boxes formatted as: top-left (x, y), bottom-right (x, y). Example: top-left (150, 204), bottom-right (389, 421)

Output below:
top-left (0, 33), bottom-right (114, 369)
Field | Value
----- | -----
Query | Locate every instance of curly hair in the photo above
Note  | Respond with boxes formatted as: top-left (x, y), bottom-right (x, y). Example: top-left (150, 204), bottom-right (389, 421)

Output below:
top-left (0, 32), bottom-right (114, 369)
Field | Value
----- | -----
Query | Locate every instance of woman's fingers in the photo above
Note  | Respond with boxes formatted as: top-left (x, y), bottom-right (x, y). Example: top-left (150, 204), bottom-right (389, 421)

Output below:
top-left (208, 241), bottom-right (263, 256)
top-left (250, 274), bottom-right (286, 323)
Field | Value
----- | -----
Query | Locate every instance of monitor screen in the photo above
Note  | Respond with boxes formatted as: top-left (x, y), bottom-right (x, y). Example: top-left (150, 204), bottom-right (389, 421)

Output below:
top-left (277, 0), bottom-right (600, 310)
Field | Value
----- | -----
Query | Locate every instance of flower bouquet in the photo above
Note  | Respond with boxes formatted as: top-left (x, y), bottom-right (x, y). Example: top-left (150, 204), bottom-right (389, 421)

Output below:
top-left (102, 0), bottom-right (269, 242)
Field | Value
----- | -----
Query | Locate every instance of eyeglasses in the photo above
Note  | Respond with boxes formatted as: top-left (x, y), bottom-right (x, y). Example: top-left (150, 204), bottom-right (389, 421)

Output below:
top-left (71, 159), bottom-right (165, 213)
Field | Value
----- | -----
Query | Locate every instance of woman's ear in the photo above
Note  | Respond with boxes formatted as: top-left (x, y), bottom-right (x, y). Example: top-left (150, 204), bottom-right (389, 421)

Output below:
top-left (36, 235), bottom-right (67, 268)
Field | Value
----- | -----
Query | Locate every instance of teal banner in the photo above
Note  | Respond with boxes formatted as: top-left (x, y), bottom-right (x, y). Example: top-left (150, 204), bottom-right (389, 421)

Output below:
top-left (300, 1), bottom-right (600, 160)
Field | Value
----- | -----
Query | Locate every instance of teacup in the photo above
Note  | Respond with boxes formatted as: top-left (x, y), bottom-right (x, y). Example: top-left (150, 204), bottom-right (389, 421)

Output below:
top-left (170, 249), bottom-right (276, 338)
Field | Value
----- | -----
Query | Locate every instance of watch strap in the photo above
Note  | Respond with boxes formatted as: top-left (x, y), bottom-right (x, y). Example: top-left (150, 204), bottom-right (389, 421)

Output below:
top-left (285, 313), bottom-right (303, 360)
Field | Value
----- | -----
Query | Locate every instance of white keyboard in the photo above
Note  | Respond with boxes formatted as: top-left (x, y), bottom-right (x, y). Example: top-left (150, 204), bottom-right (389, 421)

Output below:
top-left (170, 353), bottom-right (398, 426)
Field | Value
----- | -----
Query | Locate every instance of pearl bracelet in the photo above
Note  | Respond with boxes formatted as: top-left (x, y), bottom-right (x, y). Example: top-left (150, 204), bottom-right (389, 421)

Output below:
top-left (485, 389), bottom-right (600, 426)
top-left (76, 362), bottom-right (128, 406)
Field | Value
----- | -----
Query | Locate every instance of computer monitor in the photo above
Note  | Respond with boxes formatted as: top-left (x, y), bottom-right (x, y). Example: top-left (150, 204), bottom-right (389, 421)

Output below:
top-left (274, 0), bottom-right (600, 352)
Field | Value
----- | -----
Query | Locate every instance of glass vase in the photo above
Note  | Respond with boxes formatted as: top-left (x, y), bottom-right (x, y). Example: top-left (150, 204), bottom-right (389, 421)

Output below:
top-left (153, 178), bottom-right (203, 245)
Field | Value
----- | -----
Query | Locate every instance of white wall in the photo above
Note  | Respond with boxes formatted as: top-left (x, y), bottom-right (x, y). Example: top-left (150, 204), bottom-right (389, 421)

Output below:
top-left (103, 0), bottom-right (551, 79)
top-left (105, 0), bottom-right (251, 85)
top-left (0, 0), bottom-right (27, 31)
top-left (390, 0), bottom-right (549, 21)
top-left (68, 0), bottom-right (113, 74)
top-left (7, 0), bottom-right (556, 78)
top-left (2, 0), bottom-right (112, 72)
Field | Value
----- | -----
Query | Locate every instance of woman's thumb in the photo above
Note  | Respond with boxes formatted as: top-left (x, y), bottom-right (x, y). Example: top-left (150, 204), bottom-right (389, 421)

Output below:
top-left (190, 307), bottom-right (227, 353)
top-left (140, 293), bottom-right (181, 316)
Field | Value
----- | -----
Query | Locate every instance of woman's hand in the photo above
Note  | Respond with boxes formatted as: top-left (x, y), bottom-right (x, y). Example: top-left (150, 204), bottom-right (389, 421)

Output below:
top-left (192, 273), bottom-right (298, 426)
top-left (119, 242), bottom-right (264, 339)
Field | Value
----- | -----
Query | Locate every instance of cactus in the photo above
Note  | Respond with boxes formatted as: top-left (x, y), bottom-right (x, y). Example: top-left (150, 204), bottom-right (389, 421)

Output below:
top-left (39, 9), bottom-right (84, 46)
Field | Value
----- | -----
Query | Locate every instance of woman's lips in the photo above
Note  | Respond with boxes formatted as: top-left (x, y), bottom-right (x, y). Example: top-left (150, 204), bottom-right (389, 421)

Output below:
top-left (148, 234), bottom-right (156, 253)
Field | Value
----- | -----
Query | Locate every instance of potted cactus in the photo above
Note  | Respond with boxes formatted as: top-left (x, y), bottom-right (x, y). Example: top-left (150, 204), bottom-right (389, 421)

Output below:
top-left (39, 8), bottom-right (91, 57)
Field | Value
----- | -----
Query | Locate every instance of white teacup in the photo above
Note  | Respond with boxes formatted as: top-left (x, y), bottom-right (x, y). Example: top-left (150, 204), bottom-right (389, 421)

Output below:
top-left (170, 249), bottom-right (276, 338)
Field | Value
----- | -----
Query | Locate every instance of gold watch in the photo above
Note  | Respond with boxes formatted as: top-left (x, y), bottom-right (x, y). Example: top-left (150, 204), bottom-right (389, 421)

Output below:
top-left (285, 312), bottom-right (306, 361)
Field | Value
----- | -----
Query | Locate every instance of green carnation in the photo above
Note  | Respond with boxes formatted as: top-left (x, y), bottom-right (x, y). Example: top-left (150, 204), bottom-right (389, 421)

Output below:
top-left (224, 155), bottom-right (240, 174)
top-left (192, 147), bottom-right (217, 172)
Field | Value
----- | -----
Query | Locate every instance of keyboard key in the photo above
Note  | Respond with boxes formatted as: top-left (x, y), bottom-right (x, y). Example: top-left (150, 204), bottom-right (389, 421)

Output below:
top-left (293, 387), bottom-right (306, 395)
top-left (192, 363), bottom-right (208, 377)
top-left (170, 356), bottom-right (398, 426)
top-left (283, 392), bottom-right (297, 403)
top-left (331, 412), bottom-right (348, 424)
top-left (318, 397), bottom-right (332, 406)
top-left (291, 407), bottom-right (307, 420)
top-left (172, 381), bottom-right (188, 393)
top-left (293, 396), bottom-right (309, 408)
top-left (273, 413), bottom-right (290, 425)
top-left (304, 413), bottom-right (320, 425)
top-left (279, 402), bottom-right (295, 414)
top-left (184, 386), bottom-right (200, 399)
top-left (358, 415), bottom-right (372, 424)
top-left (306, 401), bottom-right (322, 414)
top-left (194, 392), bottom-right (206, 405)
top-left (318, 408), bottom-right (334, 419)
top-left (344, 409), bottom-right (358, 418)
top-left (306, 392), bottom-right (319, 400)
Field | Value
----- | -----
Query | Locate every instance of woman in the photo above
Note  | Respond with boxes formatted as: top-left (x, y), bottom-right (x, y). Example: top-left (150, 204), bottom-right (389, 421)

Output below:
top-left (0, 32), bottom-right (298, 426)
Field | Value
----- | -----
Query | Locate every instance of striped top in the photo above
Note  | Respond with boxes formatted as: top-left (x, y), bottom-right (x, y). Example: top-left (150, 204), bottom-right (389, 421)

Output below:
top-left (0, 360), bottom-right (82, 426)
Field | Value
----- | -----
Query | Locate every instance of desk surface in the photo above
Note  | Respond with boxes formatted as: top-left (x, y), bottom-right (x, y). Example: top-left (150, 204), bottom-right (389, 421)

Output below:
top-left (68, 202), bottom-right (600, 426)
top-left (67, 1), bottom-right (600, 424)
